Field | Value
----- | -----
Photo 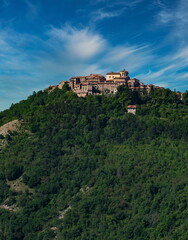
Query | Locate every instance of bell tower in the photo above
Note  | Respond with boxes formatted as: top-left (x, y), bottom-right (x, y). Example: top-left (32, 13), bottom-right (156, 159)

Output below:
top-left (120, 69), bottom-right (129, 77)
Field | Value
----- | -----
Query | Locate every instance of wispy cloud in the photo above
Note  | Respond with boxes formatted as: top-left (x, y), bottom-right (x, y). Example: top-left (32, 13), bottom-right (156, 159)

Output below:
top-left (92, 9), bottom-right (124, 21)
top-left (101, 44), bottom-right (155, 75)
top-left (48, 25), bottom-right (107, 60)
top-left (157, 0), bottom-right (188, 24)
top-left (156, 0), bottom-right (188, 44)
top-left (135, 46), bottom-right (188, 89)
top-left (154, 0), bottom-right (166, 9)
top-left (122, 0), bottom-right (144, 8)
top-left (144, 65), bottom-right (176, 79)
top-left (135, 0), bottom-right (188, 89)
top-left (90, 0), bottom-right (144, 22)
top-left (23, 0), bottom-right (39, 19)
top-left (92, 0), bottom-right (143, 8)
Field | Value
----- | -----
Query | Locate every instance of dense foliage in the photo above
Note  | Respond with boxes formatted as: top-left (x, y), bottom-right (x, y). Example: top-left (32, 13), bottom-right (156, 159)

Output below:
top-left (0, 86), bottom-right (188, 240)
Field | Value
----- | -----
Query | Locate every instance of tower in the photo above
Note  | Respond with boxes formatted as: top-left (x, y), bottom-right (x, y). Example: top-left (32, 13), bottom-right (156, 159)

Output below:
top-left (120, 69), bottom-right (129, 77)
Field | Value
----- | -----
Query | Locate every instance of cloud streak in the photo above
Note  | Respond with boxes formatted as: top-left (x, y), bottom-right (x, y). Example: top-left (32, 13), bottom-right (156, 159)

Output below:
top-left (23, 0), bottom-right (39, 18)
top-left (157, 0), bottom-right (188, 44)
top-left (92, 9), bottom-right (124, 21)
top-left (90, 0), bottom-right (144, 22)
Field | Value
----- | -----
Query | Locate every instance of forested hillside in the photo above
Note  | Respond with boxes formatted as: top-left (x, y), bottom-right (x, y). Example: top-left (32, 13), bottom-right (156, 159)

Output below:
top-left (0, 86), bottom-right (188, 240)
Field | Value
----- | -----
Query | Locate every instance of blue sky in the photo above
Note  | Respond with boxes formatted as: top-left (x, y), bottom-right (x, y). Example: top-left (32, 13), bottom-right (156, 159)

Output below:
top-left (0, 0), bottom-right (188, 111)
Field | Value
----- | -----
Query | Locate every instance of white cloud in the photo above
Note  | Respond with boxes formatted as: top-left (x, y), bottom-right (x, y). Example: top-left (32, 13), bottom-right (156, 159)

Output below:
top-left (48, 26), bottom-right (106, 60)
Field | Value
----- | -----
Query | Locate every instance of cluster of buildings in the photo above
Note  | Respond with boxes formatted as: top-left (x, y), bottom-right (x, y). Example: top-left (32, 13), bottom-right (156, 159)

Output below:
top-left (49, 69), bottom-right (162, 97)
top-left (47, 69), bottom-right (184, 114)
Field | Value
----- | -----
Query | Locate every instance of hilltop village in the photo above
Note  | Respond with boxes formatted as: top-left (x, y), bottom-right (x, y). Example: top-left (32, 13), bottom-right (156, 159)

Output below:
top-left (48, 69), bottom-right (182, 98)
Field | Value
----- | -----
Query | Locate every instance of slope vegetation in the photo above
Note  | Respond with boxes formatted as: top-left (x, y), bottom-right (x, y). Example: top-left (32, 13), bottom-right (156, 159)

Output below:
top-left (0, 86), bottom-right (188, 240)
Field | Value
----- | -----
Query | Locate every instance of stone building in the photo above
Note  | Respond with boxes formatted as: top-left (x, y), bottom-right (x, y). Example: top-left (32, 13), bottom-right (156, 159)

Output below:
top-left (58, 81), bottom-right (69, 89)
top-left (106, 69), bottom-right (129, 81)
top-left (66, 70), bottom-right (144, 96)
top-left (55, 69), bottom-right (163, 97)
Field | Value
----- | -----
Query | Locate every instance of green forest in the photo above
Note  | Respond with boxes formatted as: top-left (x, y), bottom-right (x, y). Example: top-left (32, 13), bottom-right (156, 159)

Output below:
top-left (0, 85), bottom-right (188, 240)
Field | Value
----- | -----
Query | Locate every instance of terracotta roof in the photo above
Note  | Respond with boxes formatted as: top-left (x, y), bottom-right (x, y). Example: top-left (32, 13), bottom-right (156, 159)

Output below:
top-left (90, 74), bottom-right (104, 76)
top-left (128, 105), bottom-right (137, 108)
top-left (106, 70), bottom-right (129, 75)
top-left (106, 72), bottom-right (120, 75)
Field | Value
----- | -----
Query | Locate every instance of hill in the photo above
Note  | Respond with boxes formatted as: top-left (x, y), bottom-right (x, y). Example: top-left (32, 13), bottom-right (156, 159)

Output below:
top-left (0, 85), bottom-right (188, 240)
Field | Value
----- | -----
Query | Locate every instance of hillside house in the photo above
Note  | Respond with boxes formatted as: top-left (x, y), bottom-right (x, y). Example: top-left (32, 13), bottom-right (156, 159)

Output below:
top-left (127, 105), bottom-right (137, 115)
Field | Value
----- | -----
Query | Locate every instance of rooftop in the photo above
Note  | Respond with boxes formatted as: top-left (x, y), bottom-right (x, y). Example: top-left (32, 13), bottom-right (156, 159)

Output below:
top-left (106, 72), bottom-right (120, 75)
top-left (128, 105), bottom-right (137, 108)
top-left (106, 69), bottom-right (129, 75)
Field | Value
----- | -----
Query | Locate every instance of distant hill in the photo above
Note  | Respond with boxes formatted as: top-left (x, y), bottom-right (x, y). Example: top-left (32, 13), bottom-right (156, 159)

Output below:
top-left (0, 85), bottom-right (188, 240)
